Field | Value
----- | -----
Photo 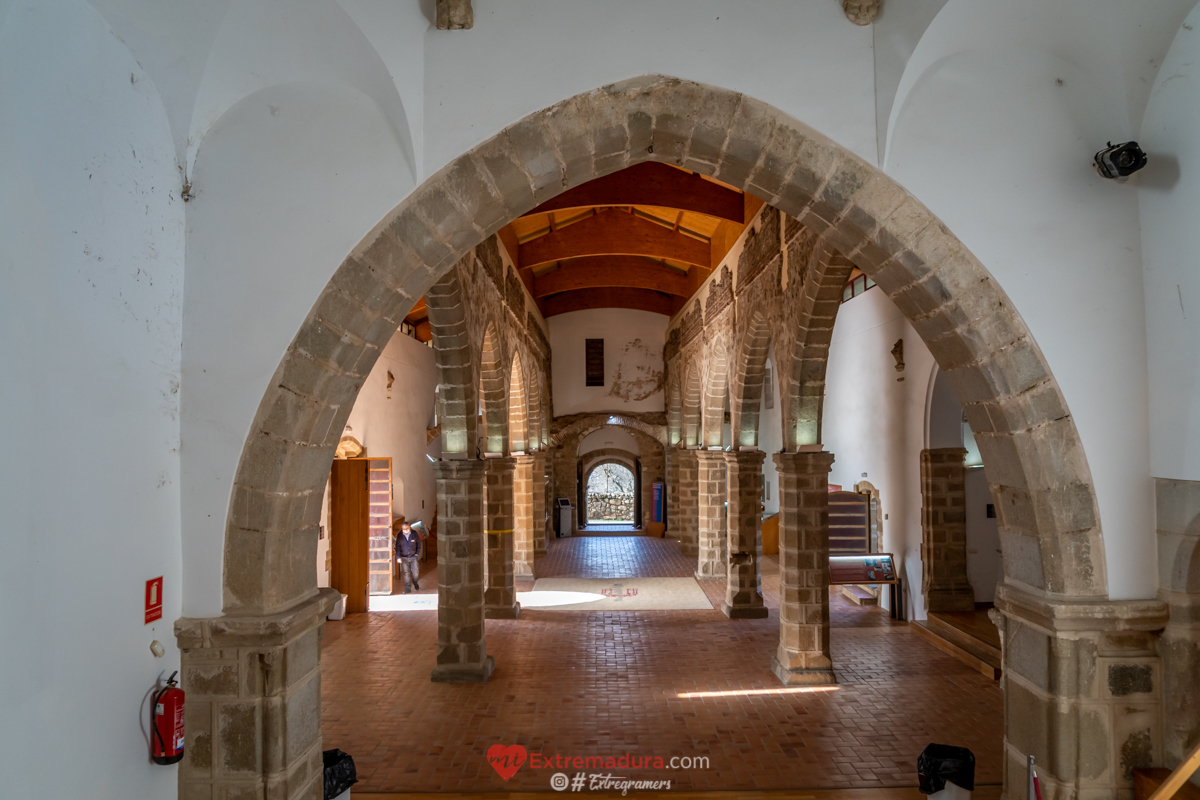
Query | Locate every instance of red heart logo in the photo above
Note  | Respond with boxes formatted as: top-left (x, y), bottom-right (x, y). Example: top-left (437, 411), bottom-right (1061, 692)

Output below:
top-left (487, 744), bottom-right (527, 781)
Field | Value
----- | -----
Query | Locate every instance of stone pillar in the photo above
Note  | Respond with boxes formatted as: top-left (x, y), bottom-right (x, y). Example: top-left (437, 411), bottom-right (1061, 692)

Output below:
top-left (430, 459), bottom-right (493, 683)
top-left (771, 450), bottom-right (836, 686)
top-left (695, 450), bottom-right (727, 579)
top-left (920, 448), bottom-right (975, 612)
top-left (665, 450), bottom-right (681, 541)
top-left (993, 585), bottom-right (1168, 799)
top-left (176, 588), bottom-right (339, 800)
top-left (1155, 478), bottom-right (1200, 771)
top-left (676, 448), bottom-right (700, 557)
top-left (723, 450), bottom-right (768, 619)
top-left (512, 454), bottom-right (536, 578)
top-left (484, 457), bottom-right (521, 619)
top-left (532, 451), bottom-right (548, 557)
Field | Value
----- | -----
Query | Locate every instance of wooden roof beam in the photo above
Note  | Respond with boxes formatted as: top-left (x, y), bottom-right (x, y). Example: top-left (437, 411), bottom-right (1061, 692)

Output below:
top-left (533, 257), bottom-right (692, 299)
top-left (541, 287), bottom-right (674, 318)
top-left (528, 162), bottom-right (743, 222)
top-left (519, 208), bottom-right (711, 270)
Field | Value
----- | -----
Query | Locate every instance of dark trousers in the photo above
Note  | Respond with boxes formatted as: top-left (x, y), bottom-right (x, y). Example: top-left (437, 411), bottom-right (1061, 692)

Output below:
top-left (399, 556), bottom-right (420, 591)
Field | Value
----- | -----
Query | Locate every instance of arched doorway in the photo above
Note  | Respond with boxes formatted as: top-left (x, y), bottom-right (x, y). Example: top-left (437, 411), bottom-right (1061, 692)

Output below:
top-left (187, 75), bottom-right (1152, 800)
top-left (585, 462), bottom-right (637, 525)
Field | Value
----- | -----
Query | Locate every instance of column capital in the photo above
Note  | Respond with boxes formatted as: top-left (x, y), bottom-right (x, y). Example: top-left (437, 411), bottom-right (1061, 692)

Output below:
top-left (695, 449), bottom-right (727, 463)
top-left (483, 455), bottom-right (517, 474)
top-left (432, 459), bottom-right (487, 480)
top-left (725, 449), bottom-right (766, 468)
top-left (773, 450), bottom-right (835, 474)
top-left (512, 453), bottom-right (537, 466)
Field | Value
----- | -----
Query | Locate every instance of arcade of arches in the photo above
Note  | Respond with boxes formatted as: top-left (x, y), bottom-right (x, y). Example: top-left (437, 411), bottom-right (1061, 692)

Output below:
top-left (165, 77), bottom-right (1197, 800)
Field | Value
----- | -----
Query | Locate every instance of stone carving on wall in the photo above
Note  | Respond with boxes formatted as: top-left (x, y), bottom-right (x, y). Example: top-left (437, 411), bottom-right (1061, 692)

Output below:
top-left (680, 301), bottom-right (703, 347)
top-left (841, 0), bottom-right (880, 25)
top-left (663, 328), bottom-right (681, 364)
top-left (704, 265), bottom-right (734, 324)
top-left (477, 236), bottom-right (504, 293)
top-left (436, 0), bottom-right (473, 29)
top-left (738, 210), bottom-right (780, 292)
top-left (506, 268), bottom-right (526, 318)
top-left (527, 311), bottom-right (550, 360)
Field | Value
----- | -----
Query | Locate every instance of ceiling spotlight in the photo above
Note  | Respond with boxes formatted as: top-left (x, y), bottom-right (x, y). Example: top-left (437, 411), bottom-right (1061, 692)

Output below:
top-left (1093, 141), bottom-right (1147, 181)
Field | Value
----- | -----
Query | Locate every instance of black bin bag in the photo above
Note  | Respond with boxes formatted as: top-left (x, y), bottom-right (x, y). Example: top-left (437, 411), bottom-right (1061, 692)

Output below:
top-left (323, 749), bottom-right (358, 799)
top-left (918, 743), bottom-right (975, 794)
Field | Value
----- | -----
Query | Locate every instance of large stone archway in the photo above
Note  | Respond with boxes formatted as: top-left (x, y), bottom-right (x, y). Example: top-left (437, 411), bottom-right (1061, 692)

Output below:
top-left (180, 75), bottom-right (1167, 800)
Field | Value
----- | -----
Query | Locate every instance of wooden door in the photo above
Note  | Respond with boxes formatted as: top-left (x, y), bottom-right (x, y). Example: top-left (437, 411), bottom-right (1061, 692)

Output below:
top-left (828, 491), bottom-right (869, 555)
top-left (330, 459), bottom-right (369, 613)
top-left (366, 458), bottom-right (393, 596)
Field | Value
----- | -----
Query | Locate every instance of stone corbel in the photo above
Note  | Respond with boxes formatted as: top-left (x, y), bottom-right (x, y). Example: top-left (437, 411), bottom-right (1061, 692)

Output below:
top-left (437, 0), bottom-right (473, 30)
top-left (841, 0), bottom-right (880, 26)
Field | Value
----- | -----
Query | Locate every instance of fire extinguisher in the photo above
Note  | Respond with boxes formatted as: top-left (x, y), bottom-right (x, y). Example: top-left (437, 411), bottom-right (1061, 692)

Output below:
top-left (151, 671), bottom-right (185, 765)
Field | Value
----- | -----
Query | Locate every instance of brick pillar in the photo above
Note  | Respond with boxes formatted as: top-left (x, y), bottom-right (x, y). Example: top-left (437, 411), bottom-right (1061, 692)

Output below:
top-left (695, 450), bottom-right (727, 579)
top-left (665, 451), bottom-right (681, 541)
top-left (484, 457), bottom-right (521, 619)
top-left (532, 452), bottom-right (548, 557)
top-left (430, 459), bottom-right (494, 683)
top-left (771, 450), bottom-right (836, 686)
top-left (676, 448), bottom-right (699, 557)
top-left (176, 591), bottom-right (338, 800)
top-left (512, 454), bottom-right (536, 578)
top-left (920, 447), bottom-right (975, 612)
top-left (723, 450), bottom-right (768, 618)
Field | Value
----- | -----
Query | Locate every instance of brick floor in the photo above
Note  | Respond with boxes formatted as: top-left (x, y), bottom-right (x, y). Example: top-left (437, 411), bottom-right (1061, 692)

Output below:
top-left (323, 536), bottom-right (1003, 793)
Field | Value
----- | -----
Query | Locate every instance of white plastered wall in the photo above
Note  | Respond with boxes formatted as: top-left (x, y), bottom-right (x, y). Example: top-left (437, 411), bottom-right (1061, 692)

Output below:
top-left (549, 309), bottom-right (668, 416)
top-left (0, 1), bottom-right (184, 796)
top-left (1139, 1), bottom-right (1200, 482)
top-left (885, 0), bottom-right (1160, 599)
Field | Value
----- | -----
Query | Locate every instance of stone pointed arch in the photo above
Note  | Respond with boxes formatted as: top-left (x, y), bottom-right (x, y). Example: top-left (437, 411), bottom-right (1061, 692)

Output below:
top-left (786, 237), bottom-right (857, 448)
top-left (732, 309), bottom-right (773, 447)
top-left (666, 370), bottom-right (683, 447)
top-left (479, 322), bottom-right (507, 455)
top-left (426, 260), bottom-right (476, 456)
top-left (508, 350), bottom-right (529, 453)
top-left (680, 361), bottom-right (703, 448)
top-left (701, 340), bottom-right (729, 448)
top-left (206, 73), bottom-right (1133, 800)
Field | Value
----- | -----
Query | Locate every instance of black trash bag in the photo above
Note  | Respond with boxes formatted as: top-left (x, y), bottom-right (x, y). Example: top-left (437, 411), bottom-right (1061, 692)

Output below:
top-left (323, 749), bottom-right (358, 799)
top-left (918, 743), bottom-right (975, 794)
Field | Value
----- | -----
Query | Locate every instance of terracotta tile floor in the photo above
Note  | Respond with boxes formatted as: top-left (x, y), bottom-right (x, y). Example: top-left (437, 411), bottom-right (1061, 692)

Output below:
top-left (324, 536), bottom-right (1003, 794)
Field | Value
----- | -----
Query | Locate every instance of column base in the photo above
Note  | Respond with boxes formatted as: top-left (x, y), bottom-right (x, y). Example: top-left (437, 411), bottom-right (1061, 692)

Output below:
top-left (695, 568), bottom-right (727, 580)
top-left (926, 589), bottom-right (976, 613)
top-left (722, 601), bottom-right (768, 619)
top-left (514, 563), bottom-right (535, 579)
top-left (431, 655), bottom-right (496, 684)
top-left (484, 603), bottom-right (521, 619)
top-left (771, 656), bottom-right (837, 686)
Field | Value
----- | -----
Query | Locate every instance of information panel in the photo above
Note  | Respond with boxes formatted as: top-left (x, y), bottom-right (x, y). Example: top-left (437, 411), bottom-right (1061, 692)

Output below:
top-left (829, 554), bottom-right (898, 585)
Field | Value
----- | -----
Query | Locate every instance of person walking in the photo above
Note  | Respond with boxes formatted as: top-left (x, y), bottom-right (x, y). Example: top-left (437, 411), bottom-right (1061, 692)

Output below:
top-left (395, 521), bottom-right (422, 593)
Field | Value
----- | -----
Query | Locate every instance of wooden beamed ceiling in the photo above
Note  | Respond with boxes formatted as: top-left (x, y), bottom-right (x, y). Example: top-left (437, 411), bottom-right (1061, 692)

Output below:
top-left (529, 162), bottom-right (744, 222)
top-left (406, 165), bottom-right (761, 321)
top-left (512, 164), bottom-right (760, 318)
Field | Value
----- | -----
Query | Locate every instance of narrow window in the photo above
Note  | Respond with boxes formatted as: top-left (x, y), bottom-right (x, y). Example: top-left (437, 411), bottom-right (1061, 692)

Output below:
top-left (585, 339), bottom-right (604, 386)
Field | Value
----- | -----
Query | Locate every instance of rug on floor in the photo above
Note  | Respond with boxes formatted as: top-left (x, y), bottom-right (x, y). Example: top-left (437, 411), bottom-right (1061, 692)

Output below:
top-left (524, 577), bottom-right (713, 610)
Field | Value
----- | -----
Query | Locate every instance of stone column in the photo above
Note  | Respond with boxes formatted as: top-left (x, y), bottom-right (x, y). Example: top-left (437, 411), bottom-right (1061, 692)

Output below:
top-left (484, 456), bottom-right (521, 619)
top-left (771, 450), bottom-right (836, 686)
top-left (920, 448), bottom-right (976, 612)
top-left (1155, 477), bottom-right (1200, 772)
top-left (723, 450), bottom-right (768, 619)
top-left (695, 450), bottom-right (728, 579)
top-left (676, 448), bottom-right (700, 557)
top-left (176, 589), bottom-right (339, 800)
top-left (532, 451), bottom-right (549, 557)
top-left (512, 454), bottom-right (536, 578)
top-left (993, 585), bottom-right (1168, 800)
top-left (430, 459), bottom-right (493, 683)
top-left (665, 450), bottom-right (681, 541)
